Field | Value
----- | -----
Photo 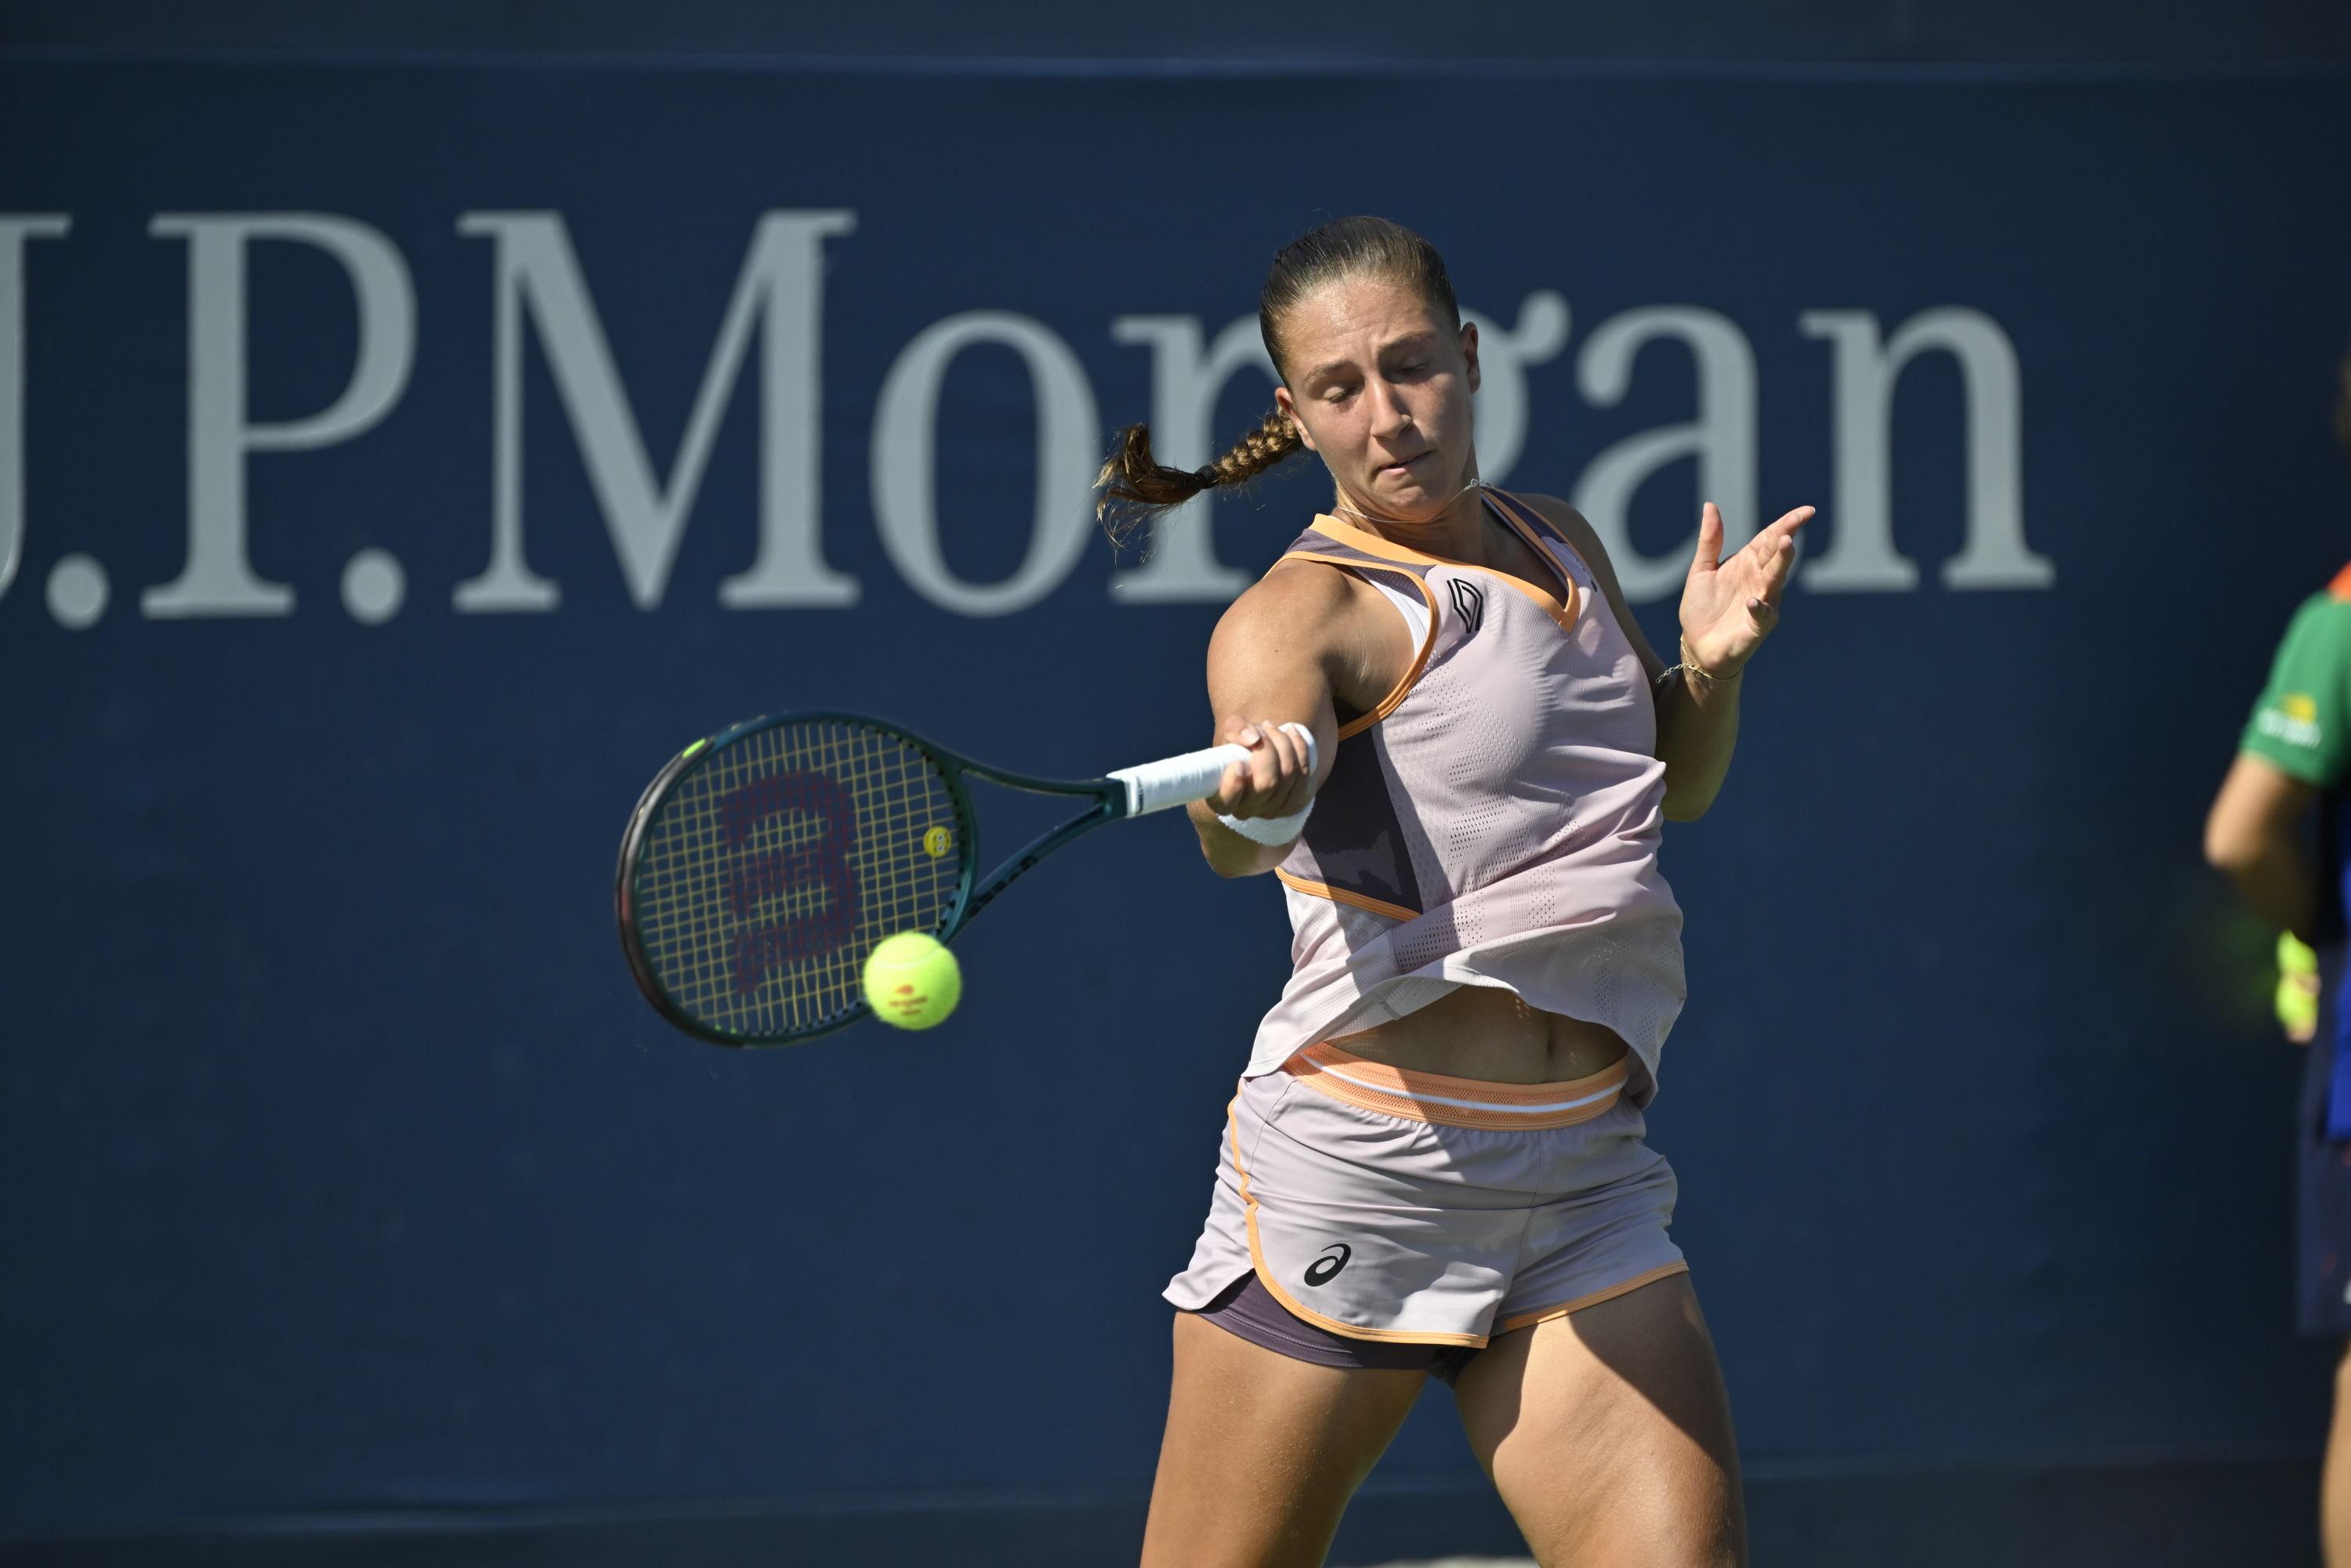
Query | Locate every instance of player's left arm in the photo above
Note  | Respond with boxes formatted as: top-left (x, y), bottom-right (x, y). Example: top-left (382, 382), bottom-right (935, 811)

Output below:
top-left (2204, 755), bottom-right (2318, 940)
top-left (2205, 592), bottom-right (2351, 939)
top-left (1525, 494), bottom-right (1813, 821)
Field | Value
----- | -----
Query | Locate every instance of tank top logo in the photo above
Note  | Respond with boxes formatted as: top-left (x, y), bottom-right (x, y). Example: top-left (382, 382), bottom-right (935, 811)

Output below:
top-left (1447, 577), bottom-right (1486, 636)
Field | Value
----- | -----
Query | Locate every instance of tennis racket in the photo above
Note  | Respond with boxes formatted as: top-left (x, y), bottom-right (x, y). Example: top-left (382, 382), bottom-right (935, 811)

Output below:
top-left (615, 712), bottom-right (1314, 1048)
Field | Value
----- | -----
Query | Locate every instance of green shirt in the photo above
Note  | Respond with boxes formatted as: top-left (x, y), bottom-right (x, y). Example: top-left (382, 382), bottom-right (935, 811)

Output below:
top-left (2243, 570), bottom-right (2351, 788)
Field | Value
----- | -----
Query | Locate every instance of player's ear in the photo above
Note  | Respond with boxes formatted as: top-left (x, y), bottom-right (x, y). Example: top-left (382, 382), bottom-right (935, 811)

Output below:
top-left (1274, 386), bottom-right (1317, 454)
top-left (1460, 320), bottom-right (1480, 397)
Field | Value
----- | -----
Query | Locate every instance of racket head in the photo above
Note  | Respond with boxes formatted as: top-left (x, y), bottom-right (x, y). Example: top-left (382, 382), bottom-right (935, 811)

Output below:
top-left (614, 712), bottom-right (978, 1046)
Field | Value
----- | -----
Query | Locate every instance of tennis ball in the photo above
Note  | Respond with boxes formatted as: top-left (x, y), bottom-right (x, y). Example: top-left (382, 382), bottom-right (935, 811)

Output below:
top-left (2280, 973), bottom-right (2320, 1042)
top-left (2281, 931), bottom-right (2320, 978)
top-left (863, 932), bottom-right (962, 1030)
top-left (2279, 931), bottom-right (2322, 1043)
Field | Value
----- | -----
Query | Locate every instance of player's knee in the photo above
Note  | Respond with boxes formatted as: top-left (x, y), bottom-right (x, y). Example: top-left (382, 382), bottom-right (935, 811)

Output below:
top-left (1520, 1470), bottom-right (1744, 1568)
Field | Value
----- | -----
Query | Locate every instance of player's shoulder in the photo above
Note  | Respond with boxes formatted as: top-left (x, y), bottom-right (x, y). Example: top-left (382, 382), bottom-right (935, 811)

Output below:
top-left (1230, 552), bottom-right (1362, 623)
top-left (1495, 488), bottom-right (1578, 527)
top-left (1494, 491), bottom-right (1630, 596)
top-left (2266, 567), bottom-right (2351, 694)
top-left (2284, 563), bottom-right (2351, 634)
top-left (1501, 491), bottom-right (1605, 552)
top-left (1211, 551), bottom-right (1371, 657)
top-left (2246, 566), bottom-right (2351, 780)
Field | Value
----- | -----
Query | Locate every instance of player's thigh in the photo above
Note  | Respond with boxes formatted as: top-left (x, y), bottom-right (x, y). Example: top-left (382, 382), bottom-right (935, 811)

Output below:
top-left (1450, 1272), bottom-right (1744, 1568)
top-left (1139, 1309), bottom-right (1428, 1568)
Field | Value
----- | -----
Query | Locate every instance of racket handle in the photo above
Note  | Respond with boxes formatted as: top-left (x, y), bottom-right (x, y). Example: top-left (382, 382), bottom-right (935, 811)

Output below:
top-left (1110, 722), bottom-right (1318, 817)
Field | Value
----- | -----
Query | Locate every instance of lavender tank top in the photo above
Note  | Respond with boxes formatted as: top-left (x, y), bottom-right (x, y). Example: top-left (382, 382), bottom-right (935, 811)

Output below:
top-left (1244, 487), bottom-right (1686, 1103)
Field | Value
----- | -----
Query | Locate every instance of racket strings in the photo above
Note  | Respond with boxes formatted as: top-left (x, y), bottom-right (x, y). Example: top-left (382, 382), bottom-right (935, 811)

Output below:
top-left (631, 719), bottom-right (966, 1038)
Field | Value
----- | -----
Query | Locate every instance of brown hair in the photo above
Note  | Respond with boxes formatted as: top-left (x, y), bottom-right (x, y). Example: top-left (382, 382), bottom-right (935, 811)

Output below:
top-left (1096, 216), bottom-right (1462, 550)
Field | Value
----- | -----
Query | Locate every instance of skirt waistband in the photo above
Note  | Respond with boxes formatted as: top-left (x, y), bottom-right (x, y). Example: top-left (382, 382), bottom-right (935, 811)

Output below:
top-left (1280, 1041), bottom-right (1629, 1130)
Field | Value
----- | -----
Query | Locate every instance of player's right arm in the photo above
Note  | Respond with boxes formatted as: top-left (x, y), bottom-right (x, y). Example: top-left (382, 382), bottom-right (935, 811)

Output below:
top-left (1186, 562), bottom-right (1370, 878)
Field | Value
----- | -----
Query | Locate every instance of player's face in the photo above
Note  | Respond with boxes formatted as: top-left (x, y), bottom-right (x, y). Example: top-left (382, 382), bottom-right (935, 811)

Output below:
top-left (1274, 273), bottom-right (1480, 525)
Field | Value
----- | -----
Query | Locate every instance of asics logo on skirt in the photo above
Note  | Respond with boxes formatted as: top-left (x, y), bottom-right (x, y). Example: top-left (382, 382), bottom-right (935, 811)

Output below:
top-left (1304, 1244), bottom-right (1353, 1287)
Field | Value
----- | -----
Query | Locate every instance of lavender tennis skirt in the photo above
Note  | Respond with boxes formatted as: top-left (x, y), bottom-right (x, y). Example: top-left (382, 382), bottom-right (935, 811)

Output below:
top-left (1165, 1041), bottom-right (1688, 1378)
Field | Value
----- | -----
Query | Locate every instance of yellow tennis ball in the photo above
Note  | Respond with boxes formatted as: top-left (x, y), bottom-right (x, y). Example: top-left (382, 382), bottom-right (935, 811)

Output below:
top-left (2279, 931), bottom-right (2322, 1043)
top-left (862, 932), bottom-right (962, 1030)
top-left (2281, 931), bottom-right (2320, 979)
top-left (2280, 972), bottom-right (2320, 1042)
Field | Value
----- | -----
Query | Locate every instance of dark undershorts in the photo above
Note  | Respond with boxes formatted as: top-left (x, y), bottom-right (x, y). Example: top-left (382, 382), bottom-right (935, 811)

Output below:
top-left (2298, 970), bottom-right (2351, 1338)
top-left (1189, 1269), bottom-right (1484, 1385)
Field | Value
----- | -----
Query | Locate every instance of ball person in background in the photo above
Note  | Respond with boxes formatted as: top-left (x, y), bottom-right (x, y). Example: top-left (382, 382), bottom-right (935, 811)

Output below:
top-left (2204, 348), bottom-right (2351, 1568)
top-left (1099, 216), bottom-right (1810, 1568)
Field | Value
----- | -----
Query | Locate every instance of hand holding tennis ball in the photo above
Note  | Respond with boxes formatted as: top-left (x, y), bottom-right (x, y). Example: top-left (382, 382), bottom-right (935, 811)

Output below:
top-left (864, 932), bottom-right (962, 1030)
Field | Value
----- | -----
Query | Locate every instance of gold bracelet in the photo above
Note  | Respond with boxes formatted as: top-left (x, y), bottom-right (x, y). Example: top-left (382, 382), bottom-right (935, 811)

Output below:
top-left (1675, 637), bottom-right (1743, 687)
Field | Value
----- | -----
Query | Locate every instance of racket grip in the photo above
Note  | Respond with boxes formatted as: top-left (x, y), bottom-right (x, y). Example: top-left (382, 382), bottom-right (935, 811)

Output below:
top-left (1110, 722), bottom-right (1318, 817)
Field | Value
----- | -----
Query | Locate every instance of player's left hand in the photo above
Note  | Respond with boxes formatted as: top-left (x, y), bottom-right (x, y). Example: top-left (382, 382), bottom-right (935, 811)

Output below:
top-left (1677, 502), bottom-right (1813, 678)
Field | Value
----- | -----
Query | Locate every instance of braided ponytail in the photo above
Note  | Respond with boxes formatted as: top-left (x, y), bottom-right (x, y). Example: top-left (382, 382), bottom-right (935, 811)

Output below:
top-left (1095, 405), bottom-right (1305, 551)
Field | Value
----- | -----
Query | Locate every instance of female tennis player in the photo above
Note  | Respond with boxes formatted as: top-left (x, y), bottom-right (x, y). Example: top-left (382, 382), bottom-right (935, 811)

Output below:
top-left (1097, 216), bottom-right (1809, 1568)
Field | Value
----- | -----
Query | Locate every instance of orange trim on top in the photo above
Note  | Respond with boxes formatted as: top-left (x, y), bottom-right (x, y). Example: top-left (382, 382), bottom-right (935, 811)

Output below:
top-left (2330, 560), bottom-right (2351, 602)
top-left (1291, 1039), bottom-right (1630, 1110)
top-left (1273, 549), bottom-right (1440, 740)
top-left (1225, 1095), bottom-right (1491, 1349)
top-left (1306, 509), bottom-right (1579, 636)
top-left (1287, 1063), bottom-right (1625, 1130)
top-left (1481, 487), bottom-right (1601, 595)
top-left (1493, 1260), bottom-right (1692, 1334)
top-left (1272, 868), bottom-right (1420, 922)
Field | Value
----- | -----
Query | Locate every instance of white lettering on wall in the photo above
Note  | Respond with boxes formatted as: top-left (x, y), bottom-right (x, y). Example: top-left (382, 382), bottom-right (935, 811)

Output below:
top-left (1570, 307), bottom-right (1758, 603)
top-left (3, 210), bottom-right (2054, 627)
top-left (0, 215), bottom-right (69, 606)
top-left (453, 209), bottom-right (858, 612)
top-left (144, 213), bottom-right (415, 617)
top-left (871, 312), bottom-right (1099, 617)
top-left (1799, 308), bottom-right (2051, 591)
top-left (1464, 291), bottom-right (1571, 487)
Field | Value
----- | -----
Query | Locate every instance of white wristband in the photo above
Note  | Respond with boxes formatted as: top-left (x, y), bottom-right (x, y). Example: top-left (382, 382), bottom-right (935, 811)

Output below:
top-left (1217, 801), bottom-right (1313, 846)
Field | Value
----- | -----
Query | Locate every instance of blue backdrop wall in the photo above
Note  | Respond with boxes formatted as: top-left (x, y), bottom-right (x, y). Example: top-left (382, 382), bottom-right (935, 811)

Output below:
top-left (4, 55), bottom-right (2349, 1563)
